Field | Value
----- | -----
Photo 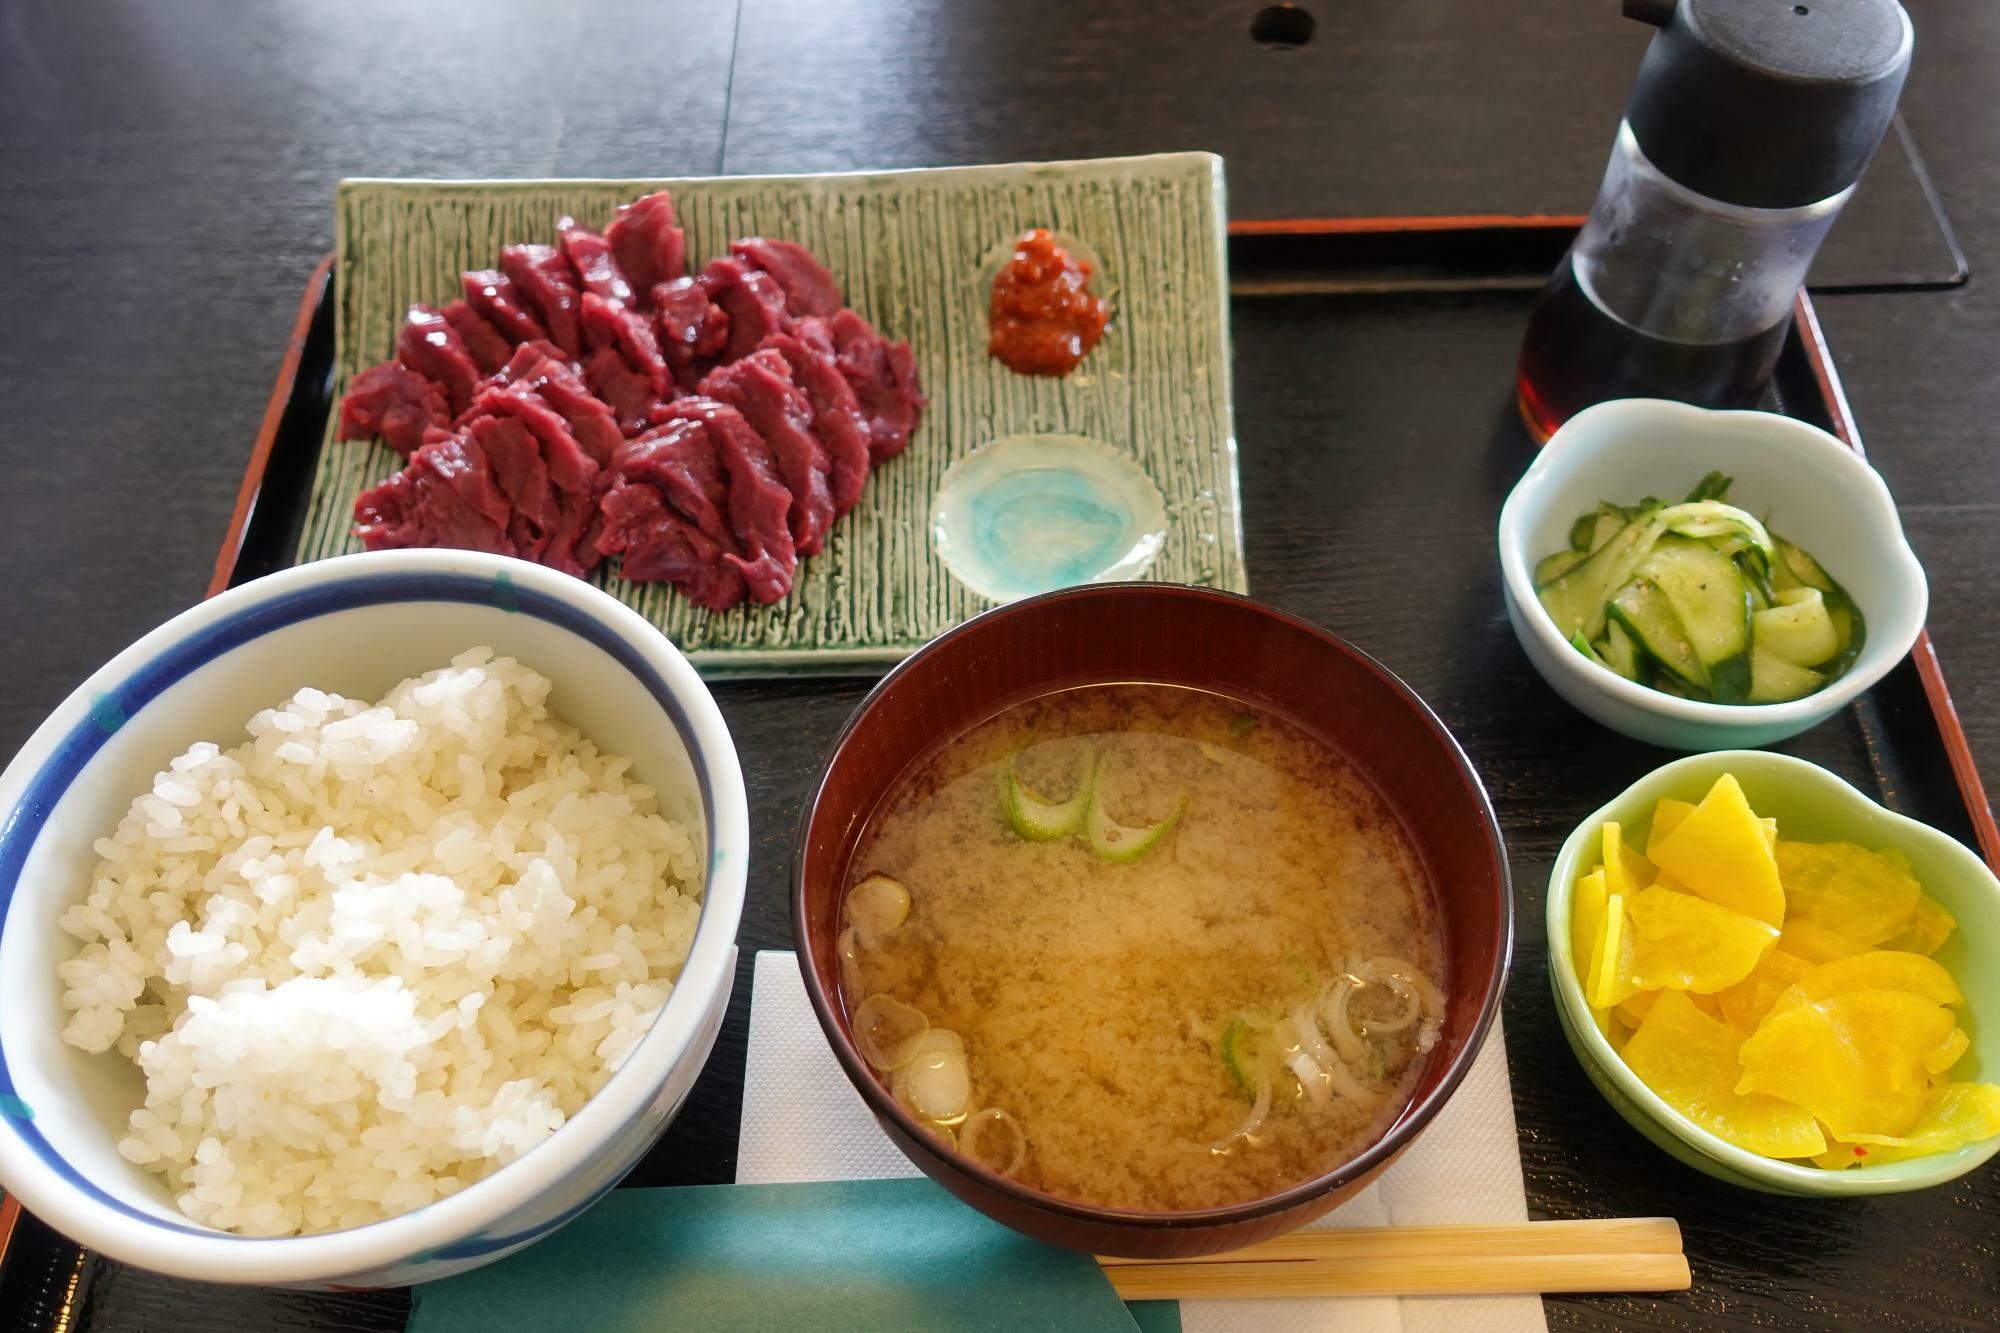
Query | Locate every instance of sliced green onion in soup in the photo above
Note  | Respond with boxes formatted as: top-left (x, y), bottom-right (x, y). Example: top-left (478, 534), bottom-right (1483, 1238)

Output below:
top-left (1086, 786), bottom-right (1187, 864)
top-left (844, 873), bottom-right (911, 948)
top-left (959, 1107), bottom-right (1028, 1175)
top-left (1272, 1016), bottom-right (1333, 1109)
top-left (1290, 1000), bottom-right (1341, 1072)
top-left (1210, 1070), bottom-right (1272, 1153)
top-left (1352, 975), bottom-right (1424, 1035)
top-left (1314, 1025), bottom-right (1380, 1102)
top-left (997, 744), bottom-right (1096, 841)
top-left (1357, 957), bottom-right (1445, 1054)
top-left (891, 1028), bottom-right (971, 1124)
top-left (1318, 977), bottom-right (1370, 1069)
top-left (852, 994), bottom-right (929, 1070)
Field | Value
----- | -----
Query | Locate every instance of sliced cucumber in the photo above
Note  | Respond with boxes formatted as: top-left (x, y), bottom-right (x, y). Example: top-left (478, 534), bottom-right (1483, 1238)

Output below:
top-left (1684, 471), bottom-right (1734, 504)
top-left (1749, 645), bottom-right (1827, 704)
top-left (1634, 534), bottom-right (1752, 702)
top-left (1608, 578), bottom-right (1708, 691)
top-left (1655, 501), bottom-right (1775, 563)
top-left (1602, 619), bottom-right (1642, 681)
top-left (1768, 543), bottom-right (1803, 594)
top-left (1754, 588), bottom-right (1840, 668)
top-left (1086, 784), bottom-right (1186, 863)
top-left (1536, 550), bottom-right (1584, 585)
top-left (1772, 534), bottom-right (1867, 678)
top-left (1587, 502), bottom-right (1628, 553)
top-left (1824, 594), bottom-right (1866, 677)
top-left (1648, 665), bottom-right (1699, 700)
top-left (1555, 503), bottom-right (1628, 574)
top-left (998, 745), bottom-right (1095, 841)
top-left (1738, 550), bottom-right (1777, 609)
top-left (1537, 511), bottom-right (1667, 641)
top-left (1536, 488), bottom-right (1859, 708)
top-left (1776, 537), bottom-right (1836, 593)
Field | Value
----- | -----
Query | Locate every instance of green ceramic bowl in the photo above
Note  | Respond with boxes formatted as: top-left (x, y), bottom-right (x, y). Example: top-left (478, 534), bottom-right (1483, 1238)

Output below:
top-left (1547, 749), bottom-right (2000, 1195)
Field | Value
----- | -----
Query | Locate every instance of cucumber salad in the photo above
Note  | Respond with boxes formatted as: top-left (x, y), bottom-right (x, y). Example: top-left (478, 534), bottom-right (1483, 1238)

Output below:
top-left (1536, 473), bottom-right (1865, 705)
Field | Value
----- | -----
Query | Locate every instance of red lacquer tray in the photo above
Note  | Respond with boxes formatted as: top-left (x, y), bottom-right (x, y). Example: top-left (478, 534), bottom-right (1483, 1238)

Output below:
top-left (3, 216), bottom-right (1994, 1332)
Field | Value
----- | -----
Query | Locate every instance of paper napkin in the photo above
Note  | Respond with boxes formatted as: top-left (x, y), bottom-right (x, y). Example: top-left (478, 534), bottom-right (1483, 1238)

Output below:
top-left (739, 950), bottom-right (1548, 1333)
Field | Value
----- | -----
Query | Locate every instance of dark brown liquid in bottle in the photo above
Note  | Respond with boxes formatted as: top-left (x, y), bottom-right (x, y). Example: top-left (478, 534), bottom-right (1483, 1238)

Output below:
top-left (1515, 257), bottom-right (1792, 444)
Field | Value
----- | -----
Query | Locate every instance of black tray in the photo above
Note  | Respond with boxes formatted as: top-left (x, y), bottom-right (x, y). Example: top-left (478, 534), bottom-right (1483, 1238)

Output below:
top-left (5, 221), bottom-right (1996, 1333)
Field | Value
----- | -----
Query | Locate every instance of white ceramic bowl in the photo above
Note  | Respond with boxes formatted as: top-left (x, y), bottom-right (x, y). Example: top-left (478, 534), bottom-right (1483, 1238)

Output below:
top-left (0, 550), bottom-right (747, 1287)
top-left (1497, 399), bottom-right (1927, 750)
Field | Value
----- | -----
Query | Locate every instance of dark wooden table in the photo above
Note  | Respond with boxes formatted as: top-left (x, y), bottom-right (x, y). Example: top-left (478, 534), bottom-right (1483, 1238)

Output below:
top-left (2, 2), bottom-right (1996, 1329)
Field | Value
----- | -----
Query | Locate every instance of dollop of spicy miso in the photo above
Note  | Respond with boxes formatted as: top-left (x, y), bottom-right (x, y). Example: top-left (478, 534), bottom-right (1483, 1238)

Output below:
top-left (988, 229), bottom-right (1108, 377)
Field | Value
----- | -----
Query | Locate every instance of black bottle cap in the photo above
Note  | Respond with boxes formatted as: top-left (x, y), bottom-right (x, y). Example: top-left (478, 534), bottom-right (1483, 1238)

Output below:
top-left (1622, 0), bottom-right (1913, 209)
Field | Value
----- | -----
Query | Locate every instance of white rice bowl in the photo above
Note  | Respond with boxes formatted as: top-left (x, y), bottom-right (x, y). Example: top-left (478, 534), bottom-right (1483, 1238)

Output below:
top-left (53, 647), bottom-right (702, 1237)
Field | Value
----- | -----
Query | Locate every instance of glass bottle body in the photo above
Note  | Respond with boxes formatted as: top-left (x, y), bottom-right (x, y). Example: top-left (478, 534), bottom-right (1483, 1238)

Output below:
top-left (1516, 122), bottom-right (1850, 443)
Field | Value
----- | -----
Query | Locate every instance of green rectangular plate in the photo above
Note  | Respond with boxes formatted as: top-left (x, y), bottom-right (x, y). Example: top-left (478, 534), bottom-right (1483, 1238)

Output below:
top-left (296, 154), bottom-right (1244, 675)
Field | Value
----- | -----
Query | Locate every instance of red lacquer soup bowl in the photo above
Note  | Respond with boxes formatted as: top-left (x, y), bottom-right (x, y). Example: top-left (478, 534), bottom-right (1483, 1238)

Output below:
top-left (793, 584), bottom-right (1512, 1258)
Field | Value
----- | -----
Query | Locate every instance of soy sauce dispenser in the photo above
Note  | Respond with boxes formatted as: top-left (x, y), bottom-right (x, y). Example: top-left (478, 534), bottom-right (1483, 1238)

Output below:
top-left (1516, 0), bottom-right (1913, 442)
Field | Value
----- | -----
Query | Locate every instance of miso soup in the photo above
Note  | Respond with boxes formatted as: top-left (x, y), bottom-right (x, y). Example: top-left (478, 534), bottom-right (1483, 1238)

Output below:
top-left (837, 684), bottom-right (1445, 1212)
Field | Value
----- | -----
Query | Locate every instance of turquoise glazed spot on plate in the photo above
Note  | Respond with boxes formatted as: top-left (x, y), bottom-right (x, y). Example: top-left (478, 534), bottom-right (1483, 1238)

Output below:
top-left (930, 435), bottom-right (1167, 603)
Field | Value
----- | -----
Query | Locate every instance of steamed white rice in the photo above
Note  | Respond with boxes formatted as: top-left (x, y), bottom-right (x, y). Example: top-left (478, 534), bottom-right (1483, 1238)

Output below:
top-left (55, 648), bottom-right (703, 1236)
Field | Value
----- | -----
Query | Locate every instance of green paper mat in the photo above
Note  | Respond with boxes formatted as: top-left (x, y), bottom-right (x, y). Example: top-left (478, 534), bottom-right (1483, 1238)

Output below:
top-left (408, 1178), bottom-right (1181, 1333)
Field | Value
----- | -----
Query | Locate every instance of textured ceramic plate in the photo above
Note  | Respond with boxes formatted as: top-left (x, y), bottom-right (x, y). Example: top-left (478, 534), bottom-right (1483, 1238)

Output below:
top-left (294, 154), bottom-right (1243, 674)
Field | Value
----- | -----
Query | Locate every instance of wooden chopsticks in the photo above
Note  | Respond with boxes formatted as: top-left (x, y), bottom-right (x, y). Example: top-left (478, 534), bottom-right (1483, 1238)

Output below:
top-left (1096, 1218), bottom-right (1690, 1300)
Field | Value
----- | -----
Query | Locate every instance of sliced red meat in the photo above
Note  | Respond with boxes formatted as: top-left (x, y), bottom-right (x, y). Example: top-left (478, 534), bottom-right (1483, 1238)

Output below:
top-left (730, 238), bottom-right (841, 318)
top-left (477, 340), bottom-right (579, 397)
top-left (655, 397), bottom-right (796, 603)
top-left (396, 305), bottom-right (480, 418)
top-left (698, 350), bottom-right (834, 557)
top-left (652, 277), bottom-right (731, 389)
top-left (596, 418), bottom-right (750, 610)
top-left (461, 269), bottom-right (549, 345)
top-left (353, 430), bottom-right (513, 555)
top-left (463, 345), bottom-right (620, 467)
top-left (826, 309), bottom-right (927, 462)
top-left (454, 385), bottom-right (598, 495)
top-left (499, 244), bottom-right (585, 356)
top-left (470, 415), bottom-right (558, 535)
top-left (580, 291), bottom-right (671, 398)
top-left (545, 487), bottom-right (603, 579)
top-left (605, 191), bottom-right (686, 298)
top-left (696, 256), bottom-right (792, 364)
top-left (762, 322), bottom-right (871, 515)
top-left (355, 404), bottom-right (601, 576)
top-left (442, 300), bottom-right (513, 375)
top-left (464, 415), bottom-right (602, 577)
top-left (596, 483), bottom-right (744, 611)
top-left (490, 342), bottom-right (550, 389)
top-left (585, 348), bottom-right (661, 436)
top-left (514, 354), bottom-right (624, 468)
top-left (337, 362), bottom-right (449, 458)
top-left (558, 216), bottom-right (635, 304)
top-left (452, 343), bottom-right (543, 410)
top-left (524, 338), bottom-right (580, 373)
top-left (613, 418), bottom-right (739, 557)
